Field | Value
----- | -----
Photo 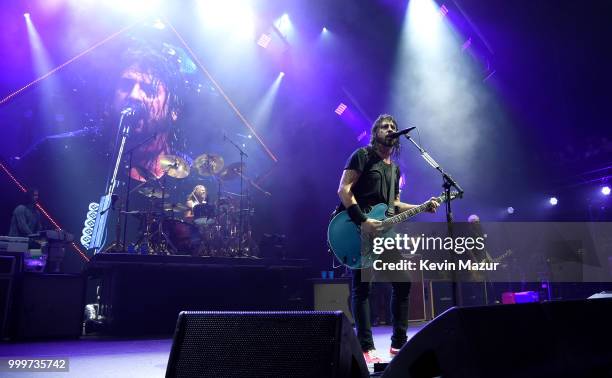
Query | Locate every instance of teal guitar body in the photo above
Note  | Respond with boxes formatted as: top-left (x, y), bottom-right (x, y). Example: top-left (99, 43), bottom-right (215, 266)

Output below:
top-left (327, 203), bottom-right (391, 269)
top-left (327, 191), bottom-right (460, 269)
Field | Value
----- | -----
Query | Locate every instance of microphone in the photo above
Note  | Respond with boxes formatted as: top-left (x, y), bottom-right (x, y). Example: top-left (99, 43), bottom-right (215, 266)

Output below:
top-left (120, 102), bottom-right (145, 117)
top-left (387, 126), bottom-right (416, 139)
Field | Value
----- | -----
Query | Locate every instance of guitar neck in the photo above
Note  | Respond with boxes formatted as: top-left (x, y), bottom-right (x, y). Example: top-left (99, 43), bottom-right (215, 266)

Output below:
top-left (381, 200), bottom-right (435, 227)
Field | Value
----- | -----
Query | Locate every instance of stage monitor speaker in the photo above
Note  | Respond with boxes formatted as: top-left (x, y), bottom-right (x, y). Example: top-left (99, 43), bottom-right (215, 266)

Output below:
top-left (382, 298), bottom-right (612, 378)
top-left (166, 311), bottom-right (368, 378)
top-left (11, 273), bottom-right (86, 339)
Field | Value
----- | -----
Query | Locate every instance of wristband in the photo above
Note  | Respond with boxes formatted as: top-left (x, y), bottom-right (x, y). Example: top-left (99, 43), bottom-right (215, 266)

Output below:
top-left (347, 204), bottom-right (368, 225)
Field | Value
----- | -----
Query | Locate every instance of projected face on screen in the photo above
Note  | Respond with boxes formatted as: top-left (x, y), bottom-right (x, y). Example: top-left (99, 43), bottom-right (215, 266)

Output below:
top-left (2, 20), bottom-right (275, 256)
top-left (111, 48), bottom-right (182, 182)
top-left (114, 64), bottom-right (177, 135)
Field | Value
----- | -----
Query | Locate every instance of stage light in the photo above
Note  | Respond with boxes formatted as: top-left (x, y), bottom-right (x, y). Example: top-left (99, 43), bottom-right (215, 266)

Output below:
top-left (24, 12), bottom-right (30, 19)
top-left (257, 33), bottom-right (272, 48)
top-left (279, 13), bottom-right (290, 27)
top-left (335, 103), bottom-right (347, 116)
top-left (279, 71), bottom-right (285, 78)
top-left (100, 0), bottom-right (162, 16)
top-left (602, 186), bottom-right (611, 196)
top-left (274, 13), bottom-right (293, 38)
top-left (407, 0), bottom-right (445, 46)
top-left (549, 197), bottom-right (558, 206)
top-left (318, 26), bottom-right (333, 44)
top-left (198, 0), bottom-right (255, 40)
top-left (439, 4), bottom-right (449, 18)
top-left (152, 19), bottom-right (166, 30)
top-left (507, 206), bottom-right (515, 214)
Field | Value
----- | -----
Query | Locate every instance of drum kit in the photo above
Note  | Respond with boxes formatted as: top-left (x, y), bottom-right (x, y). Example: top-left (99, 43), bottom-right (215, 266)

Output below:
top-left (123, 152), bottom-right (261, 257)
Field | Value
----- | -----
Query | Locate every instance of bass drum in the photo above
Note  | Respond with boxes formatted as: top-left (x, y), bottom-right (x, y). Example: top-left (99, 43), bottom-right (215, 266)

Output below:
top-left (163, 219), bottom-right (200, 255)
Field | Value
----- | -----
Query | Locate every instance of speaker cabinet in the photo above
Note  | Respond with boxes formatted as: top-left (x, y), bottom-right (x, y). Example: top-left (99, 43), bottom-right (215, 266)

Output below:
top-left (11, 273), bottom-right (85, 339)
top-left (166, 311), bottom-right (368, 378)
top-left (383, 298), bottom-right (612, 378)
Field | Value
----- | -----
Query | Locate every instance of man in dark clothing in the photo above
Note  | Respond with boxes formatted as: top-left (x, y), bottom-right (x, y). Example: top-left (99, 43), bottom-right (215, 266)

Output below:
top-left (9, 189), bottom-right (42, 237)
top-left (337, 114), bottom-right (440, 364)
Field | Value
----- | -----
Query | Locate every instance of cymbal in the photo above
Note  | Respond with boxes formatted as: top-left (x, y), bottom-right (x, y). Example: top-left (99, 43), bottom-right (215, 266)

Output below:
top-left (138, 186), bottom-right (169, 199)
top-left (193, 153), bottom-right (224, 176)
top-left (159, 154), bottom-right (190, 179)
top-left (163, 203), bottom-right (188, 212)
top-left (219, 162), bottom-right (244, 181)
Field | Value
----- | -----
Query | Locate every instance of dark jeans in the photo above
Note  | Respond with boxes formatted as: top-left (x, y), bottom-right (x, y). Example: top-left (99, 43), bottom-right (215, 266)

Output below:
top-left (352, 268), bottom-right (411, 351)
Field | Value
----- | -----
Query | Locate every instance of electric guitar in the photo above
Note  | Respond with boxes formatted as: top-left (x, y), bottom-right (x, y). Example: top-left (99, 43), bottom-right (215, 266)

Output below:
top-left (327, 191), bottom-right (461, 269)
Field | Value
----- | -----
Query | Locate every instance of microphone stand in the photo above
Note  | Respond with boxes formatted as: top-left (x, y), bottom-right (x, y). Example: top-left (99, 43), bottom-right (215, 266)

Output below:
top-left (90, 111), bottom-right (132, 253)
top-left (121, 132), bottom-right (158, 252)
top-left (224, 134), bottom-right (248, 256)
top-left (402, 133), bottom-right (464, 305)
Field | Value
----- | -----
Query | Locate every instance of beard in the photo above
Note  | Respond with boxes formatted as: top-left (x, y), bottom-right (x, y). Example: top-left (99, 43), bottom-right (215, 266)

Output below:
top-left (377, 135), bottom-right (396, 147)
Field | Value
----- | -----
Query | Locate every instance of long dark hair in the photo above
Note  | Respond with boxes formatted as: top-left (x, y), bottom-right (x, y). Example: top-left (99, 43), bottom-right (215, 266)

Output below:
top-left (369, 114), bottom-right (401, 158)
top-left (115, 41), bottom-right (187, 152)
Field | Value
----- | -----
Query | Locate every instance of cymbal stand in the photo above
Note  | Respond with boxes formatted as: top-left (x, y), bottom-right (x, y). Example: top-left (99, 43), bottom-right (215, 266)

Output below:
top-left (150, 172), bottom-right (177, 254)
top-left (122, 131), bottom-right (158, 251)
top-left (224, 134), bottom-right (248, 255)
top-left (133, 205), bottom-right (153, 254)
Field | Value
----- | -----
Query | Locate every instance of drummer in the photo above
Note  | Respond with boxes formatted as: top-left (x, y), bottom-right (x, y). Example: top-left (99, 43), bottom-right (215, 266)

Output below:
top-left (185, 185), bottom-right (208, 220)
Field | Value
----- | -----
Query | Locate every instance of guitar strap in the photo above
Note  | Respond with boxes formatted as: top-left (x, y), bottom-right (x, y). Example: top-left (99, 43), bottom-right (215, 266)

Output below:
top-left (386, 164), bottom-right (396, 216)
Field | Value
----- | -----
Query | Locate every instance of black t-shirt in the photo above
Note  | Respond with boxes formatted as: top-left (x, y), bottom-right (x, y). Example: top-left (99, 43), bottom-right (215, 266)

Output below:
top-left (340, 147), bottom-right (400, 213)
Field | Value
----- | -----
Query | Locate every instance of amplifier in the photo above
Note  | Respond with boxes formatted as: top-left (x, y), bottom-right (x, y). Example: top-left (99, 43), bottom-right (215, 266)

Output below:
top-left (313, 278), bottom-right (353, 324)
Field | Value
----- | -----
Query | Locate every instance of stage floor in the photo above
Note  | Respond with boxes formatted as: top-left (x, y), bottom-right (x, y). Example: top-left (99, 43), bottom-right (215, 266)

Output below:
top-left (0, 323), bottom-right (427, 377)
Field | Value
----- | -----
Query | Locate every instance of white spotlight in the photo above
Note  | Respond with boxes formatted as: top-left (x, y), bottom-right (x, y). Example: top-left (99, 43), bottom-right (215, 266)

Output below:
top-left (507, 206), bottom-right (515, 214)
top-left (275, 13), bottom-right (293, 37)
top-left (602, 186), bottom-right (611, 196)
top-left (198, 0), bottom-right (255, 40)
top-left (549, 197), bottom-right (558, 206)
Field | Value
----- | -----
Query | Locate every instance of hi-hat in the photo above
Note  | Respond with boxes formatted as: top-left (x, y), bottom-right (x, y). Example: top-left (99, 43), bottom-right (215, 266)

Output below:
top-left (159, 154), bottom-right (190, 178)
top-left (193, 153), bottom-right (224, 176)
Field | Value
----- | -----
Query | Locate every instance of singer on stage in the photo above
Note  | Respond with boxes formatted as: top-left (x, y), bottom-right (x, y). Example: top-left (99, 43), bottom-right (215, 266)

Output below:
top-left (336, 114), bottom-right (440, 364)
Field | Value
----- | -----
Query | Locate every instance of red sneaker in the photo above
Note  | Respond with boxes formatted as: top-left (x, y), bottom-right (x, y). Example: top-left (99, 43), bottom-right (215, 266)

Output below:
top-left (363, 349), bottom-right (384, 364)
top-left (389, 347), bottom-right (401, 357)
